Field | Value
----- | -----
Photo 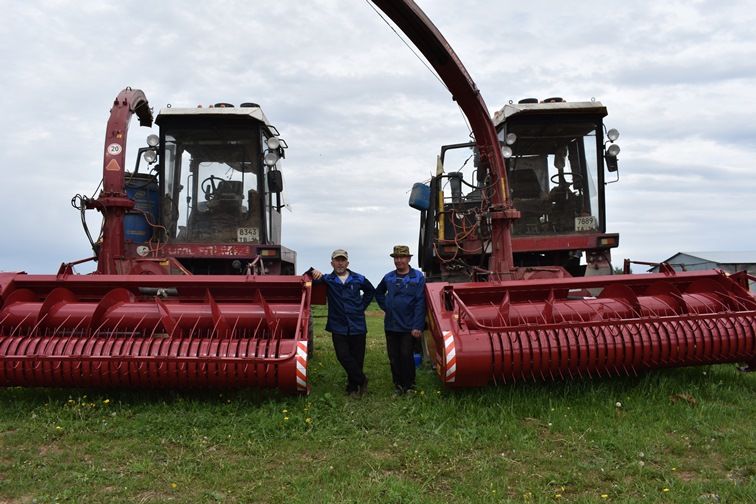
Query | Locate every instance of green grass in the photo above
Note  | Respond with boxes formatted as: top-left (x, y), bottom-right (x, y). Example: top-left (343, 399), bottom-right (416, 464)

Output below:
top-left (0, 303), bottom-right (754, 503)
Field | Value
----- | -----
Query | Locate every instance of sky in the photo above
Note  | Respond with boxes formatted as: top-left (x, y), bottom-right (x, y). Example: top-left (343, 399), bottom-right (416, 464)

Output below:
top-left (1, 0), bottom-right (755, 283)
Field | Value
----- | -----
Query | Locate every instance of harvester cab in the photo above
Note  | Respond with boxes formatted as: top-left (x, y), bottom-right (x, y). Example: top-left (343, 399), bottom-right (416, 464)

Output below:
top-left (117, 103), bottom-right (294, 276)
top-left (415, 98), bottom-right (621, 281)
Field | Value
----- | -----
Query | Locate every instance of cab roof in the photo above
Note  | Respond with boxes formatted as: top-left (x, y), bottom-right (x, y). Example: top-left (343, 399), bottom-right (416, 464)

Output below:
top-left (493, 101), bottom-right (607, 128)
top-left (155, 106), bottom-right (271, 127)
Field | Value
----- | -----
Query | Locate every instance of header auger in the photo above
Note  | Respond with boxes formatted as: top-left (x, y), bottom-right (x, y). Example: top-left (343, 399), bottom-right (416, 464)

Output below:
top-left (1, 0), bottom-right (753, 395)
top-left (0, 274), bottom-right (311, 392)
top-left (425, 271), bottom-right (755, 387)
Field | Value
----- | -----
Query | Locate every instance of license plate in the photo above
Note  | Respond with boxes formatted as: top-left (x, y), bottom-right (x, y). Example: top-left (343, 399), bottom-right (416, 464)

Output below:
top-left (237, 227), bottom-right (259, 242)
top-left (575, 216), bottom-right (597, 231)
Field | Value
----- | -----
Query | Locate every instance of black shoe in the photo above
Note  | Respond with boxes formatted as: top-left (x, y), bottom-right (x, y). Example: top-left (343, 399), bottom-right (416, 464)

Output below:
top-left (359, 376), bottom-right (369, 396)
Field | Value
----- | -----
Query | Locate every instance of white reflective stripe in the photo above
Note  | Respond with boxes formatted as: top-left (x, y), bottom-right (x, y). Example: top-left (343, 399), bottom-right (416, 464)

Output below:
top-left (442, 330), bottom-right (456, 382)
top-left (296, 341), bottom-right (308, 391)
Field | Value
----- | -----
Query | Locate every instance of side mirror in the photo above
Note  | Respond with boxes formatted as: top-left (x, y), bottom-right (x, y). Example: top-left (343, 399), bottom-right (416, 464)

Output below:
top-left (605, 154), bottom-right (619, 172)
top-left (605, 144), bottom-right (620, 173)
top-left (268, 170), bottom-right (283, 193)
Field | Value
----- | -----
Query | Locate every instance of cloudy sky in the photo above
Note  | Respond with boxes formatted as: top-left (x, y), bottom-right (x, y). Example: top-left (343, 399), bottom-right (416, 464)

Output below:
top-left (1, 0), bottom-right (755, 283)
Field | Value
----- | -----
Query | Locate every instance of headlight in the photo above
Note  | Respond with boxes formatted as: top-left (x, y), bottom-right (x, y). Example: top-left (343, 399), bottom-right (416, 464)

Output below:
top-left (143, 148), bottom-right (157, 164)
top-left (607, 128), bottom-right (620, 142)
top-left (505, 133), bottom-right (517, 145)
top-left (266, 136), bottom-right (281, 150)
top-left (501, 145), bottom-right (513, 159)
top-left (146, 134), bottom-right (159, 147)
top-left (606, 144), bottom-right (621, 157)
top-left (264, 151), bottom-right (280, 167)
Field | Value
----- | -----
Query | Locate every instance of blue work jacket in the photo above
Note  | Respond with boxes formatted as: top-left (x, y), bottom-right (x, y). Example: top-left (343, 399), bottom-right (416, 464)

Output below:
top-left (375, 268), bottom-right (426, 332)
top-left (315, 270), bottom-right (375, 335)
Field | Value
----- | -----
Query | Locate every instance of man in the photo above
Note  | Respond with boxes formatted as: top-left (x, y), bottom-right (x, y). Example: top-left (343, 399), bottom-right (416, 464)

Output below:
top-left (310, 249), bottom-right (375, 397)
top-left (375, 245), bottom-right (426, 394)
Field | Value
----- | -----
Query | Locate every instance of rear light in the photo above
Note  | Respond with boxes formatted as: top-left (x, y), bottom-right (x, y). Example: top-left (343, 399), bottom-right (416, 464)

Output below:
top-left (598, 236), bottom-right (619, 247)
top-left (259, 248), bottom-right (279, 257)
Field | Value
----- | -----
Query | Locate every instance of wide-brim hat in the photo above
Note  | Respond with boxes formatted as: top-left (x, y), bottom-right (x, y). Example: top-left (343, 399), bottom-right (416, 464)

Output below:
top-left (390, 245), bottom-right (412, 257)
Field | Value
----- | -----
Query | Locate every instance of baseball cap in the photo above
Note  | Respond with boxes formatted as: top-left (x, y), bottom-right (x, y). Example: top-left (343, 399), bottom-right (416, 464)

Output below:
top-left (331, 249), bottom-right (349, 260)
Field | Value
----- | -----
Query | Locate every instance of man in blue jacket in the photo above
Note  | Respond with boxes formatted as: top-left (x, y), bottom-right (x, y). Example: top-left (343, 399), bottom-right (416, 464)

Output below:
top-left (311, 249), bottom-right (375, 396)
top-left (375, 245), bottom-right (426, 394)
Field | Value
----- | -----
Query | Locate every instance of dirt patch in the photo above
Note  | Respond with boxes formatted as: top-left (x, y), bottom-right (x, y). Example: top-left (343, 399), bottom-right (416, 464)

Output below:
top-left (675, 470), bottom-right (697, 482)
top-left (669, 393), bottom-right (698, 406)
top-left (136, 491), bottom-right (174, 503)
top-left (726, 467), bottom-right (750, 485)
top-left (0, 497), bottom-right (35, 504)
top-left (38, 443), bottom-right (62, 457)
top-left (365, 310), bottom-right (385, 318)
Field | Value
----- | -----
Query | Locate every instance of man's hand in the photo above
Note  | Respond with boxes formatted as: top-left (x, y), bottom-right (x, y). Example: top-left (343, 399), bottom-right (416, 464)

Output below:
top-left (411, 329), bottom-right (422, 338)
top-left (311, 268), bottom-right (323, 280)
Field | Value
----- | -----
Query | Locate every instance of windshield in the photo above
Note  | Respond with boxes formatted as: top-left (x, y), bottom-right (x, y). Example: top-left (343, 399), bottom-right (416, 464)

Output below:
top-left (500, 120), bottom-right (601, 236)
top-left (161, 125), bottom-right (264, 243)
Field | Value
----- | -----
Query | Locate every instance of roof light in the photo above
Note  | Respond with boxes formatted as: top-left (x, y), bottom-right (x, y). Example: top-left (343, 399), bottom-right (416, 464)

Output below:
top-left (143, 149), bottom-right (157, 164)
top-left (607, 144), bottom-right (621, 157)
top-left (266, 136), bottom-right (281, 150)
top-left (607, 128), bottom-right (620, 142)
top-left (146, 134), bottom-right (159, 147)
top-left (501, 145), bottom-right (513, 159)
top-left (505, 133), bottom-right (517, 145)
top-left (264, 151), bottom-right (280, 167)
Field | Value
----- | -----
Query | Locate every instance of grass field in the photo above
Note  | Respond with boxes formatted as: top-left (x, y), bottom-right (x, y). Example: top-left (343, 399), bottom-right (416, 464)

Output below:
top-left (0, 303), bottom-right (753, 503)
